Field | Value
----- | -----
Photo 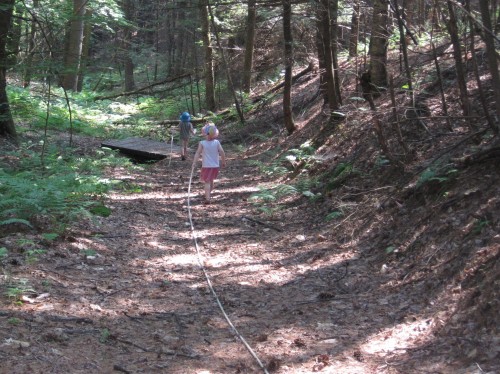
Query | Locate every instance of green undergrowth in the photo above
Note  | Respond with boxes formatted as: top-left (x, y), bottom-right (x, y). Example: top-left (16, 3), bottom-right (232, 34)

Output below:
top-left (248, 141), bottom-right (324, 216)
top-left (0, 144), bottom-right (133, 234)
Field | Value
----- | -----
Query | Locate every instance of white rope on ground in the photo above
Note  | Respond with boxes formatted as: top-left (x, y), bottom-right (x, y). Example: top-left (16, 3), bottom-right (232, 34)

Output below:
top-left (168, 132), bottom-right (174, 167)
top-left (186, 160), bottom-right (270, 374)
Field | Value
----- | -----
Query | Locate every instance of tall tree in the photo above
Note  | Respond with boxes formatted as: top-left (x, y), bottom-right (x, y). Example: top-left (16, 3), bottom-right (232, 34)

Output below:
top-left (478, 0), bottom-right (500, 133)
top-left (348, 0), bottom-right (360, 59)
top-left (444, 1), bottom-right (471, 118)
top-left (330, 0), bottom-right (342, 105)
top-left (121, 0), bottom-right (136, 92)
top-left (392, 0), bottom-right (414, 106)
top-left (368, 0), bottom-right (389, 90)
top-left (77, 8), bottom-right (92, 91)
top-left (61, 0), bottom-right (86, 91)
top-left (0, 0), bottom-right (17, 143)
top-left (282, 0), bottom-right (296, 134)
top-left (208, 2), bottom-right (244, 123)
top-left (23, 0), bottom-right (39, 87)
top-left (316, 0), bottom-right (339, 114)
top-left (200, 0), bottom-right (216, 111)
top-left (242, 0), bottom-right (257, 93)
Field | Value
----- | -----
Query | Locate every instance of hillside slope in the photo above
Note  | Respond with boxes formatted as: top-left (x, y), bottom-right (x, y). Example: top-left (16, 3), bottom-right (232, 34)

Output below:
top-left (0, 38), bottom-right (498, 374)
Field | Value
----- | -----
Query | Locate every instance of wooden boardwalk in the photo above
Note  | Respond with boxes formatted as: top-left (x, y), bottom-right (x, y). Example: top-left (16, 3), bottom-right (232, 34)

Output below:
top-left (101, 137), bottom-right (182, 160)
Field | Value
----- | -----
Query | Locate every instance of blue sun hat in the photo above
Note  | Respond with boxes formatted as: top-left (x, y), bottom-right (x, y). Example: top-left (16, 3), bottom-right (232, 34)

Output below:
top-left (180, 112), bottom-right (191, 122)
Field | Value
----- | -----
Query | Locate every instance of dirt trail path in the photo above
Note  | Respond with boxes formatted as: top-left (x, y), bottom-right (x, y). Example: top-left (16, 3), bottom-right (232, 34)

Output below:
top-left (2, 141), bottom-right (493, 374)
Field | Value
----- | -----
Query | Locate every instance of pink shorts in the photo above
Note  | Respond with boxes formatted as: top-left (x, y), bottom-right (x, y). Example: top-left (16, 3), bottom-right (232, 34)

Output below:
top-left (200, 167), bottom-right (219, 183)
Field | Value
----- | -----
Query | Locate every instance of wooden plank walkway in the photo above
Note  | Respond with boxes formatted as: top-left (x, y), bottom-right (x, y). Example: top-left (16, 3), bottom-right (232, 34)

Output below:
top-left (101, 137), bottom-right (183, 160)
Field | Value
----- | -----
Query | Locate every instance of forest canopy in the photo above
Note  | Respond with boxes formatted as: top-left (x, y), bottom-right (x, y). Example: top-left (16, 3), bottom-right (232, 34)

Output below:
top-left (0, 0), bottom-right (499, 141)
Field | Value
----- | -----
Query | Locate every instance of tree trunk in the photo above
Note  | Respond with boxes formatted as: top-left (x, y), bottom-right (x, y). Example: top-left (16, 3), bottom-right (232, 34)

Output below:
top-left (208, 3), bottom-right (245, 123)
top-left (315, 18), bottom-right (326, 103)
top-left (445, 1), bottom-right (471, 119)
top-left (478, 0), bottom-right (500, 133)
top-left (61, 0), bottom-right (85, 91)
top-left (122, 0), bottom-right (136, 92)
top-left (431, 41), bottom-right (453, 131)
top-left (283, 0), bottom-right (296, 134)
top-left (348, 0), bottom-right (360, 58)
top-left (200, 0), bottom-right (216, 111)
top-left (393, 0), bottom-right (414, 106)
top-left (242, 0), bottom-right (257, 93)
top-left (77, 9), bottom-right (92, 92)
top-left (0, 0), bottom-right (17, 143)
top-left (369, 0), bottom-right (389, 90)
top-left (317, 0), bottom-right (339, 114)
top-left (330, 0), bottom-right (342, 105)
top-left (23, 0), bottom-right (38, 87)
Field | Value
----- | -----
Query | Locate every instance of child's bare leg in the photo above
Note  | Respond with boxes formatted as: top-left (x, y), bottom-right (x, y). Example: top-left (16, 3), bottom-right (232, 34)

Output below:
top-left (181, 139), bottom-right (188, 159)
top-left (204, 182), bottom-right (211, 201)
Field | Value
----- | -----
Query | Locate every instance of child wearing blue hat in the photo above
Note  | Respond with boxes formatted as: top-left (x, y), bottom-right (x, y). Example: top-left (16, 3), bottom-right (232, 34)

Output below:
top-left (193, 123), bottom-right (226, 204)
top-left (179, 112), bottom-right (196, 160)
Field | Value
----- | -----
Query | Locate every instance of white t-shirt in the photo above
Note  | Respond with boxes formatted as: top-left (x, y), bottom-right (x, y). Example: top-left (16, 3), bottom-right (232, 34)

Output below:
top-left (201, 139), bottom-right (221, 167)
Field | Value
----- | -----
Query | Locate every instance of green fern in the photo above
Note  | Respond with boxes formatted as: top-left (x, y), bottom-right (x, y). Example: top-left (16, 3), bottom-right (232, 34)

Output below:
top-left (0, 146), bottom-right (122, 232)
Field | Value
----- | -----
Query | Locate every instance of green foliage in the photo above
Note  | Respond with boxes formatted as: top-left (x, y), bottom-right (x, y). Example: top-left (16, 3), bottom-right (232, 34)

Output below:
top-left (385, 245), bottom-right (396, 254)
top-left (472, 219), bottom-right (490, 235)
top-left (0, 218), bottom-right (33, 228)
top-left (294, 175), bottom-right (322, 201)
top-left (375, 156), bottom-right (390, 167)
top-left (116, 182), bottom-right (143, 194)
top-left (42, 233), bottom-right (59, 241)
top-left (0, 247), bottom-right (8, 258)
top-left (0, 145), bottom-right (125, 233)
top-left (286, 141), bottom-right (318, 169)
top-left (416, 164), bottom-right (458, 189)
top-left (326, 162), bottom-right (360, 190)
top-left (326, 210), bottom-right (343, 221)
top-left (248, 159), bottom-right (289, 177)
top-left (7, 317), bottom-right (21, 325)
top-left (81, 249), bottom-right (97, 257)
top-left (100, 328), bottom-right (111, 343)
top-left (90, 205), bottom-right (112, 217)
top-left (5, 279), bottom-right (35, 301)
top-left (249, 186), bottom-right (281, 203)
top-left (249, 175), bottom-right (321, 215)
top-left (25, 249), bottom-right (46, 264)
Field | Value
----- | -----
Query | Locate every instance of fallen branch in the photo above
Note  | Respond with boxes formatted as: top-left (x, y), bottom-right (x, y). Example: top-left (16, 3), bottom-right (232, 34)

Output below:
top-left (156, 109), bottom-right (231, 127)
top-left (252, 62), bottom-right (315, 103)
top-left (94, 73), bottom-right (191, 101)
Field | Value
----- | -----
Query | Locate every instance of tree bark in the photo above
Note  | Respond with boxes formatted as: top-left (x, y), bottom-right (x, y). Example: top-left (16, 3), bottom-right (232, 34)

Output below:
top-left (242, 0), bottom-right (257, 93)
top-left (368, 0), bottom-right (389, 90)
top-left (23, 0), bottom-right (38, 87)
top-left (282, 0), bottom-right (296, 134)
top-left (478, 0), bottom-right (500, 133)
top-left (200, 0), bottom-right (216, 111)
top-left (348, 0), bottom-right (360, 58)
top-left (392, 0), bottom-right (414, 106)
top-left (77, 8), bottom-right (92, 92)
top-left (317, 0), bottom-right (339, 114)
top-left (61, 0), bottom-right (86, 91)
top-left (0, 0), bottom-right (17, 144)
top-left (122, 0), bottom-right (136, 92)
top-left (445, 1), bottom-right (471, 119)
top-left (207, 3), bottom-right (245, 123)
top-left (330, 0), bottom-right (342, 105)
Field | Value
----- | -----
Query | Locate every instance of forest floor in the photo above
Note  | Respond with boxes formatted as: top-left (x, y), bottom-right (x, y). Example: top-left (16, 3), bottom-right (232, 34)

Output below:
top-left (1, 46), bottom-right (500, 374)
